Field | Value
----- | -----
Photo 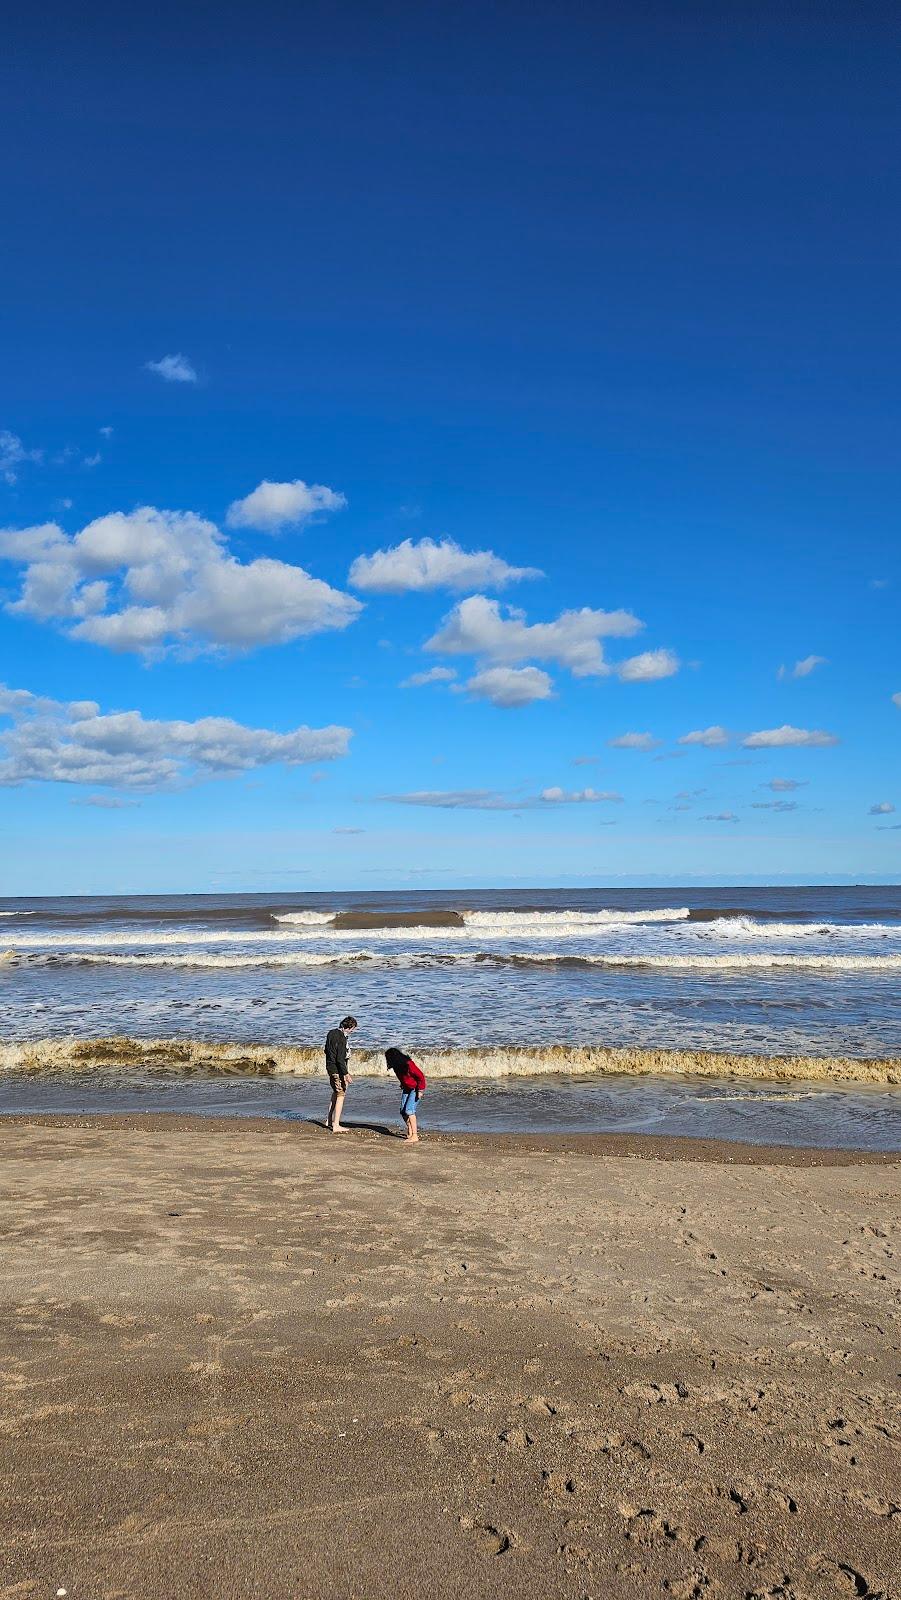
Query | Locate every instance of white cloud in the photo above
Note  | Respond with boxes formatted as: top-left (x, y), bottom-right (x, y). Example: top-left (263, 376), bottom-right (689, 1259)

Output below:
top-left (743, 725), bottom-right (839, 749)
top-left (382, 785), bottom-right (620, 810)
top-left (701, 811), bottom-right (739, 822)
top-left (869, 801), bottom-right (896, 815)
top-left (349, 537), bottom-right (541, 594)
top-left (401, 666), bottom-right (458, 688)
top-left (608, 731), bottom-right (660, 750)
top-left (426, 594), bottom-right (641, 677)
top-left (893, 692), bottom-right (901, 709)
top-left (0, 430), bottom-right (43, 485)
top-left (678, 725), bottom-right (729, 748)
top-left (539, 786), bottom-right (622, 804)
top-left (383, 789), bottom-right (523, 810)
top-left (145, 354), bottom-right (198, 384)
top-left (463, 665), bottom-right (554, 708)
top-left (225, 479), bottom-right (346, 533)
top-left (571, 754), bottom-right (598, 766)
top-left (0, 505), bottom-right (362, 657)
top-left (615, 648), bottom-right (680, 682)
top-left (752, 800), bottom-right (798, 813)
top-left (0, 683), bottom-right (352, 791)
top-left (763, 778), bottom-right (807, 792)
top-left (778, 654), bottom-right (827, 680)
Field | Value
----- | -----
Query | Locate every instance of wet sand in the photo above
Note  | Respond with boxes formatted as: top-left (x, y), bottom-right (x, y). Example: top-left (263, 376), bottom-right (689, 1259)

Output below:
top-left (0, 1116), bottom-right (898, 1599)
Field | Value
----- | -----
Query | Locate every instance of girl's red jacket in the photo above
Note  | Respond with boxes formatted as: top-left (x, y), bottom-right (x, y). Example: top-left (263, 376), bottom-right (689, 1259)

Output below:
top-left (391, 1056), bottom-right (426, 1093)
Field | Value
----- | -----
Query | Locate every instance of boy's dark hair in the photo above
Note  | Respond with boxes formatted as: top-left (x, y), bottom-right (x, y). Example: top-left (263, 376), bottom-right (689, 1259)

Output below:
top-left (340, 1015), bottom-right (358, 1030)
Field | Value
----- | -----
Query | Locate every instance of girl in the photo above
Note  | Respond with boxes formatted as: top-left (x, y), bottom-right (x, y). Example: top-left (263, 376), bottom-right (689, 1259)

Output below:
top-left (385, 1047), bottom-right (426, 1143)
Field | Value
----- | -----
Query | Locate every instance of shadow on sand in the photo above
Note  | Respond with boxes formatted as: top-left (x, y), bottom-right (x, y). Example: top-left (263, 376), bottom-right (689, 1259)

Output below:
top-left (300, 1115), bottom-right (401, 1139)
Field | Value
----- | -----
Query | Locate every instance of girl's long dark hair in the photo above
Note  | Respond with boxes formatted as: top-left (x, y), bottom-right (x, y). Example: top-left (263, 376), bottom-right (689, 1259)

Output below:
top-left (385, 1047), bottom-right (411, 1073)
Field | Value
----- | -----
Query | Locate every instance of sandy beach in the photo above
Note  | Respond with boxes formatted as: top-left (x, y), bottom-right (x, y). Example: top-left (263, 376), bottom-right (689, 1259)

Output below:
top-left (0, 1116), bottom-right (898, 1599)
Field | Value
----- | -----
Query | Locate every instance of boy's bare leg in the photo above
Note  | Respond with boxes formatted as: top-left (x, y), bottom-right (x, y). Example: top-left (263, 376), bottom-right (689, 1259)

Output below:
top-left (328, 1083), bottom-right (348, 1131)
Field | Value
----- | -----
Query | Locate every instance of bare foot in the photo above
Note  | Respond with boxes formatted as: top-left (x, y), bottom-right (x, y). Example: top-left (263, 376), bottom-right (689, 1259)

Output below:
top-left (403, 1135), bottom-right (420, 1144)
top-left (331, 1124), bottom-right (348, 1134)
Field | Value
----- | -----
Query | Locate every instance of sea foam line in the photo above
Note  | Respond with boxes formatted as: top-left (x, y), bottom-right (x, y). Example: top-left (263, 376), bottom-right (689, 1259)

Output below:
top-left (4, 948), bottom-right (901, 972)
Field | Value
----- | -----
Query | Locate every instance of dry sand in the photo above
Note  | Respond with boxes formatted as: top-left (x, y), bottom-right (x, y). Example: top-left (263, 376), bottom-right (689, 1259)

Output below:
top-left (0, 1115), bottom-right (898, 1599)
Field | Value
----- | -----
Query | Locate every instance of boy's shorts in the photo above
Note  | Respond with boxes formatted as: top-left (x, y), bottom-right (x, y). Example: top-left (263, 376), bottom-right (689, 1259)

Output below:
top-left (328, 1073), bottom-right (347, 1093)
top-left (400, 1089), bottom-right (418, 1118)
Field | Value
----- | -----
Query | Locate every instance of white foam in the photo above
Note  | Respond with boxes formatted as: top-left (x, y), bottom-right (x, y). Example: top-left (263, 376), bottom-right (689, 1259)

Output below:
top-left (702, 917), bottom-right (895, 941)
top-left (270, 911), bottom-right (336, 926)
top-left (462, 907), bottom-right (690, 928)
top-left (7, 947), bottom-right (901, 973)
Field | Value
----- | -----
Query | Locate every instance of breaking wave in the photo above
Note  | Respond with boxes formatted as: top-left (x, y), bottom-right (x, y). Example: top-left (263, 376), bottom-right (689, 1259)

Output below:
top-left (4, 947), bottom-right (901, 972)
top-left (0, 1036), bottom-right (896, 1085)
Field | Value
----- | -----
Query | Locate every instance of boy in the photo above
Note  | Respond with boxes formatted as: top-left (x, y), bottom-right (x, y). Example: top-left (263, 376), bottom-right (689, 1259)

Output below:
top-left (325, 1015), bottom-right (357, 1132)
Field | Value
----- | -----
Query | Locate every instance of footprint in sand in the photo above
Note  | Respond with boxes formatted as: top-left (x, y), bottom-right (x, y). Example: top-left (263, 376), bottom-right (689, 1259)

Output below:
top-left (498, 1426), bottom-right (534, 1448)
top-left (458, 1515), bottom-right (513, 1556)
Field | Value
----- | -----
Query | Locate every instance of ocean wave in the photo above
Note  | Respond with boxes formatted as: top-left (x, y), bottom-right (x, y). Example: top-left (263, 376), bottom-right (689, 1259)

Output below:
top-left (689, 917), bottom-right (898, 940)
top-left (4, 947), bottom-right (901, 973)
top-left (0, 1036), bottom-right (897, 1085)
top-left (1, 915), bottom-right (825, 950)
top-left (2, 948), bottom-right (377, 970)
top-left (269, 910), bottom-right (337, 926)
top-left (462, 907), bottom-right (690, 928)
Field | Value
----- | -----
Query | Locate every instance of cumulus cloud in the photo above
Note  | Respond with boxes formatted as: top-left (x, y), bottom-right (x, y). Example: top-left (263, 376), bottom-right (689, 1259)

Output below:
top-left (226, 479), bottom-right (346, 533)
top-left (145, 354), bottom-right (198, 384)
top-left (869, 801), bottom-right (896, 815)
top-left (382, 786), bottom-right (620, 810)
top-left (608, 731), bottom-right (660, 751)
top-left (0, 430), bottom-right (42, 485)
top-left (701, 812), bottom-right (739, 822)
top-left (615, 648), bottom-right (680, 683)
top-left (0, 505), bottom-right (362, 656)
top-left (463, 665), bottom-right (554, 707)
top-left (763, 778), bottom-right (807, 792)
top-left (743, 725), bottom-right (839, 749)
top-left (0, 683), bottom-right (351, 791)
top-left (401, 666), bottom-right (458, 688)
top-left (426, 594), bottom-right (642, 677)
top-left (778, 655), bottom-right (827, 680)
top-left (893, 692), bottom-right (901, 709)
top-left (539, 786), bottom-right (622, 804)
top-left (349, 537), bottom-right (541, 594)
top-left (678, 725), bottom-right (729, 748)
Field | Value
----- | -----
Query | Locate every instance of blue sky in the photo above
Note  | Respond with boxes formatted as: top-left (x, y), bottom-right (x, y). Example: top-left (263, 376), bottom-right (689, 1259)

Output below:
top-left (1, 1), bottom-right (898, 893)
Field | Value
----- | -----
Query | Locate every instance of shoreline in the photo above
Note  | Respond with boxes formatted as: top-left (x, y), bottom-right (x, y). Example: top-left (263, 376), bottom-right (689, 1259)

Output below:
top-left (2, 1034), bottom-right (900, 1084)
top-left (2, 1110), bottom-right (897, 1163)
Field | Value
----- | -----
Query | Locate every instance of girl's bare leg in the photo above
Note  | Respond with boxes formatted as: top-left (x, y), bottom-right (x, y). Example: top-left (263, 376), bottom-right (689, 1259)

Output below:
top-left (404, 1112), bottom-right (419, 1144)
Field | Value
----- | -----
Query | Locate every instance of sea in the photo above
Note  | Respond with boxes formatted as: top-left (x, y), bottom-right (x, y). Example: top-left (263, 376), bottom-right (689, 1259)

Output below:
top-left (1, 886), bottom-right (899, 1150)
